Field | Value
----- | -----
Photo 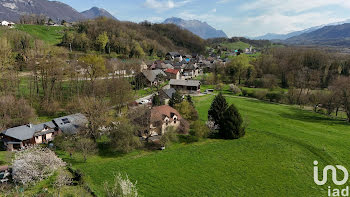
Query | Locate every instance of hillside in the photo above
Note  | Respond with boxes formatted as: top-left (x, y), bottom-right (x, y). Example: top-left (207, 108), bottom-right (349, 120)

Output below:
top-left (163, 17), bottom-right (227, 39)
top-left (81, 7), bottom-right (117, 20)
top-left (57, 94), bottom-right (347, 196)
top-left (0, 0), bottom-right (85, 22)
top-left (285, 23), bottom-right (350, 46)
top-left (62, 18), bottom-right (206, 57)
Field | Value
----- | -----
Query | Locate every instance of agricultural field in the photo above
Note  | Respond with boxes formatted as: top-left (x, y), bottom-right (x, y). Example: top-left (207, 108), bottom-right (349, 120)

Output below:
top-left (15, 24), bottom-right (66, 45)
top-left (57, 94), bottom-right (350, 196)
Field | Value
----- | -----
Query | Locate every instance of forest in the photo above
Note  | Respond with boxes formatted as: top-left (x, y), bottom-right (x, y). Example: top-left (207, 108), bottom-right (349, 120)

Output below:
top-left (61, 18), bottom-right (206, 58)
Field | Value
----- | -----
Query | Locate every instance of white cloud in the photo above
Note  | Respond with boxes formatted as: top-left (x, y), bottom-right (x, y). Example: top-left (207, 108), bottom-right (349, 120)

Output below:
top-left (143, 0), bottom-right (191, 10)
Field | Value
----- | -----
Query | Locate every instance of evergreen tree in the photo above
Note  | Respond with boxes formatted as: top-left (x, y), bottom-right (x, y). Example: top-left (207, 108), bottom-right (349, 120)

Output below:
top-left (219, 104), bottom-right (245, 139)
top-left (152, 95), bottom-right (163, 106)
top-left (186, 95), bottom-right (193, 105)
top-left (208, 92), bottom-right (228, 128)
top-left (169, 92), bottom-right (183, 107)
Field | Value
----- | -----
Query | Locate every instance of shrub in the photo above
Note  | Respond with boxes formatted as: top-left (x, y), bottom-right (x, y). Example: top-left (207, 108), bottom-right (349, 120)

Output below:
top-left (160, 127), bottom-right (178, 147)
top-left (241, 89), bottom-right (248, 96)
top-left (266, 92), bottom-right (284, 103)
top-left (12, 146), bottom-right (66, 185)
top-left (215, 83), bottom-right (224, 91)
top-left (253, 90), bottom-right (268, 100)
top-left (190, 120), bottom-right (210, 138)
top-left (104, 173), bottom-right (139, 197)
top-left (229, 84), bottom-right (241, 95)
top-left (175, 101), bottom-right (198, 121)
top-left (178, 135), bottom-right (199, 144)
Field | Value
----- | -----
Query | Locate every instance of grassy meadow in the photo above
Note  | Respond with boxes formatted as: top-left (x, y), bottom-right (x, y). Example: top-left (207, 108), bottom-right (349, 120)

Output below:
top-left (54, 94), bottom-right (350, 196)
top-left (15, 24), bottom-right (66, 45)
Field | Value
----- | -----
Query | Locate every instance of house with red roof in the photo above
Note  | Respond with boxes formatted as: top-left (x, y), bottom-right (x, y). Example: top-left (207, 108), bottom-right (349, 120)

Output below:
top-left (164, 69), bottom-right (181, 80)
top-left (149, 105), bottom-right (182, 136)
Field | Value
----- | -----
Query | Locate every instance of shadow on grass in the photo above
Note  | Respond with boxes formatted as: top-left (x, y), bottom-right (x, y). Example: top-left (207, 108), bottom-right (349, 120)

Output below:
top-left (97, 142), bottom-right (126, 158)
top-left (279, 107), bottom-right (349, 126)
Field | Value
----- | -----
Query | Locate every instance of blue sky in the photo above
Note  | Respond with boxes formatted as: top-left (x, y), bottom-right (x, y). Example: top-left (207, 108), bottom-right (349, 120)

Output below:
top-left (56, 0), bottom-right (350, 37)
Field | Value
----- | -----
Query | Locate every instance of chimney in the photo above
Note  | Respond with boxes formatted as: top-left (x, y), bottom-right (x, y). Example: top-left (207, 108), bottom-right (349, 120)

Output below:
top-left (27, 123), bottom-right (33, 128)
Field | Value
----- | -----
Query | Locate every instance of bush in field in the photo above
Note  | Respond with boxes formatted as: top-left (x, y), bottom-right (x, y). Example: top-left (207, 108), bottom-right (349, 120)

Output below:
top-left (104, 173), bottom-right (138, 197)
top-left (215, 83), bottom-right (224, 91)
top-left (12, 146), bottom-right (66, 185)
top-left (190, 120), bottom-right (210, 138)
top-left (219, 104), bottom-right (245, 139)
top-left (241, 89), bottom-right (248, 96)
top-left (160, 127), bottom-right (178, 147)
top-left (261, 74), bottom-right (278, 89)
top-left (229, 84), bottom-right (241, 95)
top-left (266, 92), bottom-right (284, 103)
top-left (253, 90), bottom-right (268, 100)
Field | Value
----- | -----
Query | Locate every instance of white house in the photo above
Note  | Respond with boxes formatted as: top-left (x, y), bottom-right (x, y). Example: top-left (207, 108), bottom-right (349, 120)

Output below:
top-left (1, 21), bottom-right (15, 28)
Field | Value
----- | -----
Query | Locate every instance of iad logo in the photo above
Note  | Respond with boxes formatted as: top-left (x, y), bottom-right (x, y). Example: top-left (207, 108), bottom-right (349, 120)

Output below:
top-left (314, 161), bottom-right (348, 186)
top-left (314, 161), bottom-right (350, 197)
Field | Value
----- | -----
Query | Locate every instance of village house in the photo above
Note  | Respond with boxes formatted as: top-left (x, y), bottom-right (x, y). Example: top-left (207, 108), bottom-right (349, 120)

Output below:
top-left (159, 88), bottom-right (177, 104)
top-left (141, 70), bottom-right (167, 86)
top-left (0, 113), bottom-right (87, 151)
top-left (183, 63), bottom-right (199, 78)
top-left (148, 105), bottom-right (182, 137)
top-left (166, 52), bottom-right (183, 62)
top-left (164, 69), bottom-right (181, 80)
top-left (1, 21), bottom-right (15, 28)
top-left (169, 79), bottom-right (201, 94)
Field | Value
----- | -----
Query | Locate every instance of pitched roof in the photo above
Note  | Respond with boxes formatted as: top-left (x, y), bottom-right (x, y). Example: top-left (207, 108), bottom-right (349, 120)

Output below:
top-left (165, 69), bottom-right (180, 75)
top-left (53, 113), bottom-right (88, 135)
top-left (142, 70), bottom-right (166, 82)
top-left (169, 79), bottom-right (201, 87)
top-left (167, 52), bottom-right (181, 57)
top-left (162, 88), bottom-right (176, 98)
top-left (2, 125), bottom-right (36, 141)
top-left (150, 105), bottom-right (182, 123)
top-left (33, 121), bottom-right (56, 132)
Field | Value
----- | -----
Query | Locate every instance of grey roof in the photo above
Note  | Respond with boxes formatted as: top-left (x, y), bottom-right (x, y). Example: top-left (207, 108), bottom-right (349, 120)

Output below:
top-left (142, 70), bottom-right (166, 82)
top-left (170, 79), bottom-right (201, 87)
top-left (2, 125), bottom-right (36, 141)
top-left (162, 88), bottom-right (176, 98)
top-left (167, 52), bottom-right (181, 57)
top-left (33, 121), bottom-right (56, 132)
top-left (184, 64), bottom-right (197, 70)
top-left (53, 113), bottom-right (88, 135)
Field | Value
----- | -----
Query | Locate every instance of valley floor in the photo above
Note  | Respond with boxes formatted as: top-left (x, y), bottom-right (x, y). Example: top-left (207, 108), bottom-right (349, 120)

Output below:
top-left (53, 94), bottom-right (350, 196)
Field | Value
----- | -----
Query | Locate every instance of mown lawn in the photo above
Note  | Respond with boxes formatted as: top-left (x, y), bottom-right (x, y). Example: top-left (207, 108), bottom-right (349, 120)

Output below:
top-left (15, 24), bottom-right (66, 45)
top-left (58, 94), bottom-right (350, 196)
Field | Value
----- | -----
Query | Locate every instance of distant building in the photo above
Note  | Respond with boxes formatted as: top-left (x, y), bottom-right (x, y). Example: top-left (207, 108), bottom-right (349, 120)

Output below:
top-left (159, 88), bottom-right (177, 104)
top-left (169, 79), bottom-right (201, 94)
top-left (166, 52), bottom-right (183, 62)
top-left (141, 70), bottom-right (167, 86)
top-left (1, 21), bottom-right (15, 28)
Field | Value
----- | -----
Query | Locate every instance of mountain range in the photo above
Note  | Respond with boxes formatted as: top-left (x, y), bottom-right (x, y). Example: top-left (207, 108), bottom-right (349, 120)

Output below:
top-left (283, 23), bottom-right (350, 47)
top-left (0, 0), bottom-right (116, 22)
top-left (254, 19), bottom-right (350, 41)
top-left (163, 17), bottom-right (228, 39)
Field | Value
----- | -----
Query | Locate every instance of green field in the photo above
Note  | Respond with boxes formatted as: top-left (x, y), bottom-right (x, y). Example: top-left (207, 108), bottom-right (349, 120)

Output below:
top-left (221, 41), bottom-right (251, 50)
top-left (56, 94), bottom-right (350, 196)
top-left (15, 24), bottom-right (66, 45)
